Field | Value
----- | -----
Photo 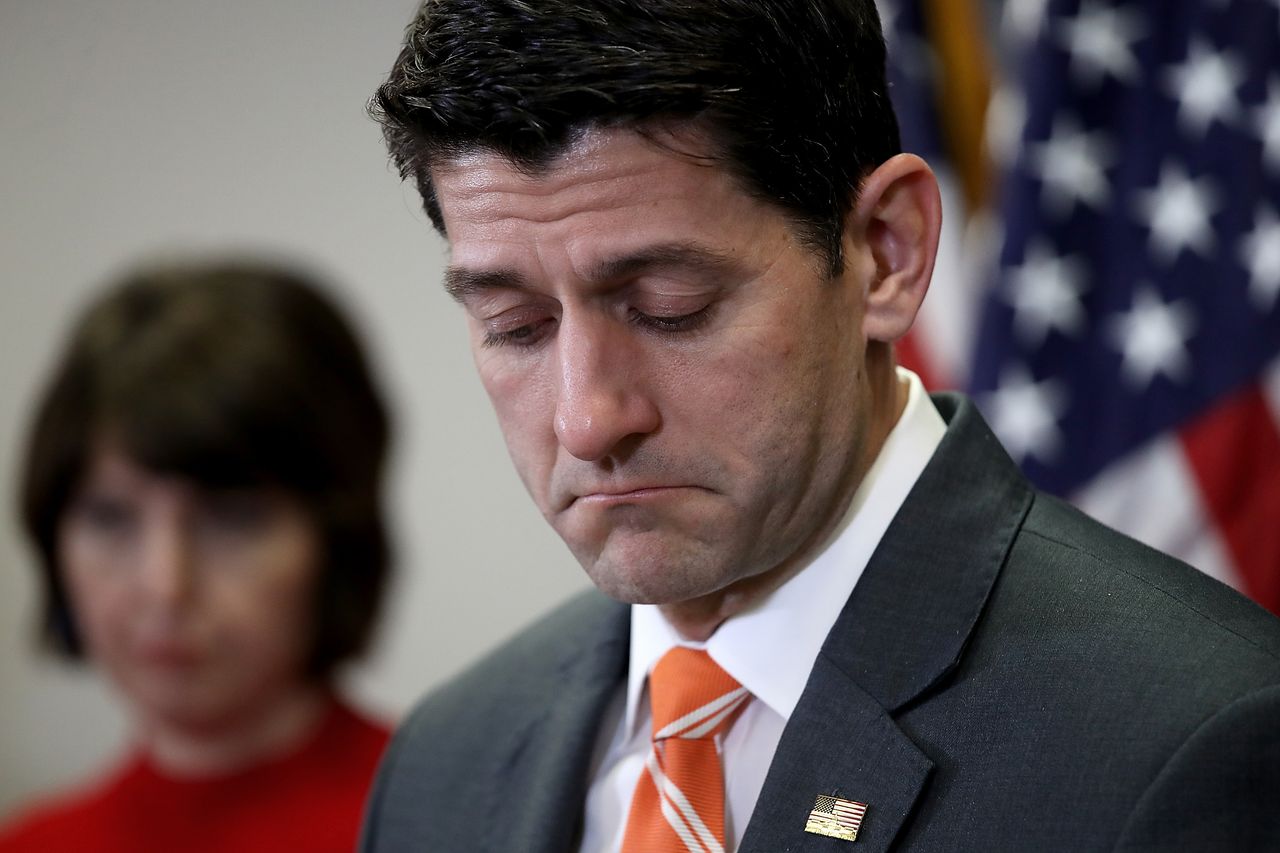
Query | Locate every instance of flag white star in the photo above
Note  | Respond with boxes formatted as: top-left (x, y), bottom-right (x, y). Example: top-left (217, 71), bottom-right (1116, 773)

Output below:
top-left (875, 1), bottom-right (936, 82)
top-left (874, 1), bottom-right (899, 43)
top-left (1164, 41), bottom-right (1244, 135)
top-left (1106, 287), bottom-right (1196, 388)
top-left (984, 366), bottom-right (1069, 463)
top-left (1027, 117), bottom-right (1115, 215)
top-left (1134, 164), bottom-right (1221, 264)
top-left (1255, 78), bottom-right (1280, 173)
top-left (1004, 0), bottom-right (1050, 44)
top-left (1241, 207), bottom-right (1280, 311)
top-left (1003, 243), bottom-right (1090, 347)
top-left (1055, 1), bottom-right (1144, 86)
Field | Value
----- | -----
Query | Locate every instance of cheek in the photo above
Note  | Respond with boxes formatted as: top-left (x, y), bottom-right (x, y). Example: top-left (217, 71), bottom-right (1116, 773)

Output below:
top-left (57, 533), bottom-right (131, 655)
top-left (668, 326), bottom-right (804, 437)
top-left (63, 577), bottom-right (131, 657)
top-left (209, 537), bottom-right (318, 666)
top-left (669, 322), bottom-right (847, 501)
top-left (479, 355), bottom-right (558, 492)
top-left (477, 343), bottom-right (551, 416)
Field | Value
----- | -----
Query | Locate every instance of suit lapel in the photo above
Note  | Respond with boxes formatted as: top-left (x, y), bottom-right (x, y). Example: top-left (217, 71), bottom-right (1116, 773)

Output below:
top-left (740, 655), bottom-right (934, 852)
top-left (477, 594), bottom-right (630, 853)
top-left (743, 395), bottom-right (1034, 851)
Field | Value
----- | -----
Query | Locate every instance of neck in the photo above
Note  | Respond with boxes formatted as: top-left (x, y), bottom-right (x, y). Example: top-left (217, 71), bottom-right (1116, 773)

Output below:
top-left (660, 356), bottom-right (909, 642)
top-left (140, 682), bottom-right (329, 777)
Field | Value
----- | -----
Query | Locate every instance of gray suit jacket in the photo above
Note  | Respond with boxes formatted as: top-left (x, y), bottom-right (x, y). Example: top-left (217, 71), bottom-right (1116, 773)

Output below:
top-left (362, 395), bottom-right (1280, 852)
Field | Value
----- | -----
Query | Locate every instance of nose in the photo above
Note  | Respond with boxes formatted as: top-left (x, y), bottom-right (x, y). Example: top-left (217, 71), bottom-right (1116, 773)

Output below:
top-left (553, 315), bottom-right (661, 461)
top-left (135, 517), bottom-right (195, 609)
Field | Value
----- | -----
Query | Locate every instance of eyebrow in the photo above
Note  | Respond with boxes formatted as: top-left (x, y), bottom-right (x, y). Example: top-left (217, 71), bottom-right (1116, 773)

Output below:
top-left (443, 242), bottom-right (745, 302)
top-left (443, 267), bottom-right (527, 301)
top-left (587, 243), bottom-right (745, 284)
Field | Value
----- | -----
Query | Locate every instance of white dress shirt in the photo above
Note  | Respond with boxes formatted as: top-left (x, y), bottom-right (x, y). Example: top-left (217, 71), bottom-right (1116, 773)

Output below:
top-left (577, 368), bottom-right (947, 852)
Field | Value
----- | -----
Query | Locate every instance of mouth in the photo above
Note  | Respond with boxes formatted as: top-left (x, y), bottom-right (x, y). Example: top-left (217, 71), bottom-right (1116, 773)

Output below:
top-left (135, 643), bottom-right (203, 669)
top-left (571, 485), bottom-right (701, 509)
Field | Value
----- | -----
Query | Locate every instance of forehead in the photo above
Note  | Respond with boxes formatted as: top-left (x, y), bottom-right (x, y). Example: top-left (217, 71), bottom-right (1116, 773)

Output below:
top-left (74, 443), bottom-right (192, 501)
top-left (429, 126), bottom-right (780, 255)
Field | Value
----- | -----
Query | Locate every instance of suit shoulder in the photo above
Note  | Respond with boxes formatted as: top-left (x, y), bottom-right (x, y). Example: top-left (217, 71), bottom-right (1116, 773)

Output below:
top-left (1010, 492), bottom-right (1280, 671)
top-left (362, 589), bottom-right (626, 851)
top-left (404, 587), bottom-right (623, 732)
top-left (1114, 682), bottom-right (1280, 851)
top-left (368, 589), bottom-right (623, 789)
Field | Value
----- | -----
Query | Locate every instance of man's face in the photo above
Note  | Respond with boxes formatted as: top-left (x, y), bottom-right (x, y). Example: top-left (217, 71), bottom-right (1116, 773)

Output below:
top-left (433, 127), bottom-right (880, 611)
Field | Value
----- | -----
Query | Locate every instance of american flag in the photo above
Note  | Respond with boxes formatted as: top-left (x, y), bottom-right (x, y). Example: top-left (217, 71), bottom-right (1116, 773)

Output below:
top-left (804, 795), bottom-right (868, 841)
top-left (881, 0), bottom-right (1280, 616)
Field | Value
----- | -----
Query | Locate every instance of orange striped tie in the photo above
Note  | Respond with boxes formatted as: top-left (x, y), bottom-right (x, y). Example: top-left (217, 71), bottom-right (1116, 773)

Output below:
top-left (620, 647), bottom-right (752, 853)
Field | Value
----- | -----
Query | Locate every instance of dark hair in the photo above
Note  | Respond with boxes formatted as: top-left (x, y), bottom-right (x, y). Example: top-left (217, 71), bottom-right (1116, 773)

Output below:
top-left (19, 260), bottom-right (393, 680)
top-left (371, 0), bottom-right (900, 275)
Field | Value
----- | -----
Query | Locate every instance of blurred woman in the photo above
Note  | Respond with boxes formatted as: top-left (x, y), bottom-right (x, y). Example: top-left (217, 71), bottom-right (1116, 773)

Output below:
top-left (0, 261), bottom-right (394, 852)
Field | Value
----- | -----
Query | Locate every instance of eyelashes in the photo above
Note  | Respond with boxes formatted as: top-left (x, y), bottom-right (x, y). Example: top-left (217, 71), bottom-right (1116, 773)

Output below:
top-left (481, 304), bottom-right (715, 348)
top-left (482, 317), bottom-right (555, 348)
top-left (627, 305), bottom-right (714, 334)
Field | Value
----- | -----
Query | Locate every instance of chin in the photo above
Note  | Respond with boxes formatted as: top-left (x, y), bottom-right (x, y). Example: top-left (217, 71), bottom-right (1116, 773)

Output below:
top-left (123, 672), bottom-right (238, 730)
top-left (583, 538), bottom-right (736, 606)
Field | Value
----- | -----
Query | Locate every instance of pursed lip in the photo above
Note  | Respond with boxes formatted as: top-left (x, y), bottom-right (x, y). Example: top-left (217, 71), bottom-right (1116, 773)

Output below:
top-left (133, 635), bottom-right (204, 666)
top-left (565, 484), bottom-right (702, 510)
top-left (135, 643), bottom-right (203, 668)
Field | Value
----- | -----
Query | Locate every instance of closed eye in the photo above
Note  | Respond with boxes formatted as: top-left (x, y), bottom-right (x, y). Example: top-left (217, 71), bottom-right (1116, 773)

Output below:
top-left (482, 317), bottom-right (558, 348)
top-left (73, 495), bottom-right (137, 534)
top-left (628, 304), bottom-right (714, 334)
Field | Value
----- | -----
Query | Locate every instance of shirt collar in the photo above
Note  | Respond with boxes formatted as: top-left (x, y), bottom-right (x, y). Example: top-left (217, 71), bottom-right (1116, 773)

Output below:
top-left (625, 368), bottom-right (947, 736)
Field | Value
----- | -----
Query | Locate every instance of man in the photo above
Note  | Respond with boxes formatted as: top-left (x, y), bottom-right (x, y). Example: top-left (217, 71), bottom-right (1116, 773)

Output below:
top-left (363, 1), bottom-right (1280, 851)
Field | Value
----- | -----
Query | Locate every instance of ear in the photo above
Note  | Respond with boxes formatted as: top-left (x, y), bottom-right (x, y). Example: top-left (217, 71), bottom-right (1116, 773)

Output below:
top-left (845, 153), bottom-right (942, 343)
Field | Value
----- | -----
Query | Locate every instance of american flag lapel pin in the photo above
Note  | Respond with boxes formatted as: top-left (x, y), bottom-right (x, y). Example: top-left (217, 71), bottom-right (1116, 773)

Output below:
top-left (804, 794), bottom-right (868, 842)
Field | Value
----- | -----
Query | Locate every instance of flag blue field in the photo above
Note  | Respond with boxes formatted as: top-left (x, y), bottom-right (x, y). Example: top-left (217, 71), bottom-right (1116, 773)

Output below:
top-left (881, 0), bottom-right (1280, 614)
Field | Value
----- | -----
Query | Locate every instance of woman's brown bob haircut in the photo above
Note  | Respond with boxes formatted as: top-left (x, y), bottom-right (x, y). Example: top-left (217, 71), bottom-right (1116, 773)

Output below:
top-left (20, 260), bottom-right (392, 680)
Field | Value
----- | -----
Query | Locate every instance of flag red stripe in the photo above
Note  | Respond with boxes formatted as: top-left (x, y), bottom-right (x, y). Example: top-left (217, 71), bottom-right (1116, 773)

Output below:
top-left (1179, 384), bottom-right (1280, 616)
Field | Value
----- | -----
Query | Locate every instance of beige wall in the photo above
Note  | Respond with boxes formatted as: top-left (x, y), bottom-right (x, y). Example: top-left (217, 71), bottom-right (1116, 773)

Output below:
top-left (0, 0), bottom-right (590, 813)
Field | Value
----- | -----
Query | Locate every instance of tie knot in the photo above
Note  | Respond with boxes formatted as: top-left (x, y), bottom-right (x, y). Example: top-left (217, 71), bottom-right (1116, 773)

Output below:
top-left (648, 647), bottom-right (750, 742)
